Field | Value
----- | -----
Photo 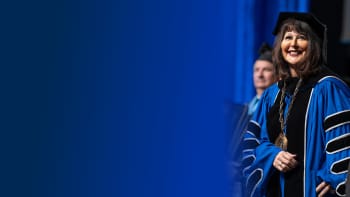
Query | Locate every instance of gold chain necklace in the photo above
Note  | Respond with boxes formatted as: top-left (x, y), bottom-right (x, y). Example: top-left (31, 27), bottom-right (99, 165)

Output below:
top-left (274, 78), bottom-right (303, 150)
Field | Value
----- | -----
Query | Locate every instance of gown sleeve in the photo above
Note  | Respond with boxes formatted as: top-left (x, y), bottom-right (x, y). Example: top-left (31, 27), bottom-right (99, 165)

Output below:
top-left (311, 77), bottom-right (350, 196)
top-left (242, 84), bottom-right (281, 197)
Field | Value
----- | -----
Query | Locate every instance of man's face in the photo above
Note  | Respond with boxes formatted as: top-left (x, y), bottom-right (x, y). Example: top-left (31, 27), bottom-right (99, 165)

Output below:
top-left (253, 60), bottom-right (276, 91)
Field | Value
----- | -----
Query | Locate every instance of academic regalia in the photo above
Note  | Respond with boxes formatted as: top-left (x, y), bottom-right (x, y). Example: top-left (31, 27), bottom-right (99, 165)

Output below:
top-left (242, 67), bottom-right (350, 197)
top-left (228, 41), bottom-right (274, 197)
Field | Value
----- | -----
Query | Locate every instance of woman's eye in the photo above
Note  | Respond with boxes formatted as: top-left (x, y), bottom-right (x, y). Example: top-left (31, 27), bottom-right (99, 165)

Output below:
top-left (298, 35), bottom-right (307, 40)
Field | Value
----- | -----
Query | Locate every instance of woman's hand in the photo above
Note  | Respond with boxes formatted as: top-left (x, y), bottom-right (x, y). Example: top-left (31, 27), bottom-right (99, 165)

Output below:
top-left (316, 181), bottom-right (334, 197)
top-left (273, 151), bottom-right (298, 172)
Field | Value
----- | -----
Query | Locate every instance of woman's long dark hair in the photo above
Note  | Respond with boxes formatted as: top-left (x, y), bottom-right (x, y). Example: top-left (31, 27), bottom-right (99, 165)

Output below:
top-left (272, 19), bottom-right (324, 80)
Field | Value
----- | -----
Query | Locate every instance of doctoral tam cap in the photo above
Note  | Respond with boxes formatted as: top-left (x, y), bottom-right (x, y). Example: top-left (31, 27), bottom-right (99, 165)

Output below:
top-left (272, 12), bottom-right (326, 39)
top-left (257, 42), bottom-right (272, 63)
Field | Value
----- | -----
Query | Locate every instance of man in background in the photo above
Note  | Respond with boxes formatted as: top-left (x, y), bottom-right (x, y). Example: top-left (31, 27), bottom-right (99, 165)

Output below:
top-left (247, 42), bottom-right (277, 116)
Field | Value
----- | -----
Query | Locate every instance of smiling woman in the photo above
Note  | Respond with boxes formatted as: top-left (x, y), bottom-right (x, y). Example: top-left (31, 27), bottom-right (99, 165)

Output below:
top-left (241, 12), bottom-right (350, 197)
top-left (272, 13), bottom-right (326, 80)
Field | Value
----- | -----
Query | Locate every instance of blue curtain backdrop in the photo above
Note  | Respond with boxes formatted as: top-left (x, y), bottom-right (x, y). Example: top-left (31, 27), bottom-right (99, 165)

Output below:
top-left (1, 0), bottom-right (308, 196)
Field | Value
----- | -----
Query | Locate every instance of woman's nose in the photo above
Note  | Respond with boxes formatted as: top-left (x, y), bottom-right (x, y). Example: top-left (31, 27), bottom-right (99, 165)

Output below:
top-left (291, 38), bottom-right (298, 47)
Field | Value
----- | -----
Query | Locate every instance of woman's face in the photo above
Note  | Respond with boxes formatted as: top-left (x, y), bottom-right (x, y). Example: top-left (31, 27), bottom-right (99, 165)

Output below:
top-left (281, 31), bottom-right (309, 66)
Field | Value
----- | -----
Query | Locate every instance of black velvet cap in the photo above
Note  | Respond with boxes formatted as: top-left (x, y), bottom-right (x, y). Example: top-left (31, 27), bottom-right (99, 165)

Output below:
top-left (257, 42), bottom-right (272, 63)
top-left (272, 12), bottom-right (326, 41)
